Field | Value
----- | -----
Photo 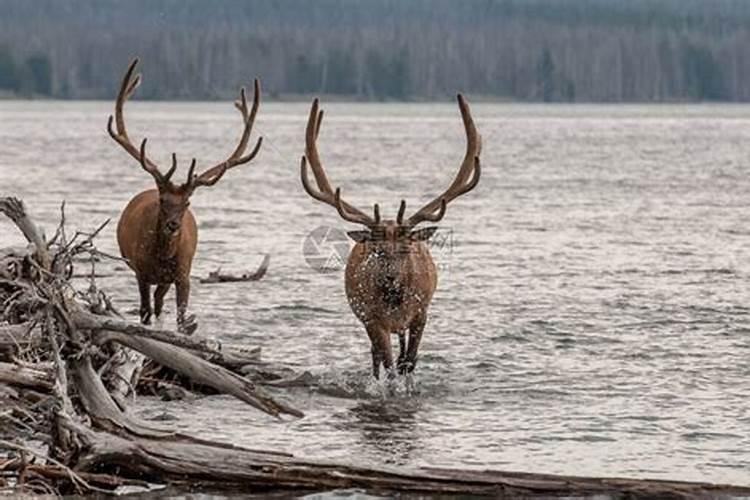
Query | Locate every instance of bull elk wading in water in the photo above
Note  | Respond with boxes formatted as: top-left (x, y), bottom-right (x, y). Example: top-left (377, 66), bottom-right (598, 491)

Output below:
top-left (109, 59), bottom-right (262, 333)
top-left (300, 95), bottom-right (481, 378)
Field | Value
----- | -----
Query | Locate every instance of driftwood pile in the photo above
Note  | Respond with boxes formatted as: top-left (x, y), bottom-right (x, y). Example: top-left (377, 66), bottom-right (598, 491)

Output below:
top-left (1, 196), bottom-right (749, 498)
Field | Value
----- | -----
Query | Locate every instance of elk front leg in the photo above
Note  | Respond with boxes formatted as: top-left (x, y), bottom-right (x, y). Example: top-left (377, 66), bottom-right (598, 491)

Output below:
top-left (174, 277), bottom-right (197, 335)
top-left (153, 283), bottom-right (171, 319)
top-left (397, 331), bottom-right (407, 367)
top-left (366, 325), bottom-right (394, 380)
top-left (400, 314), bottom-right (426, 375)
top-left (137, 279), bottom-right (152, 325)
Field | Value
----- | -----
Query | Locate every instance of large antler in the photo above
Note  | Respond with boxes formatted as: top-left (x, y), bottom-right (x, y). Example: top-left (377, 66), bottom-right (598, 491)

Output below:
top-left (300, 98), bottom-right (379, 227)
top-left (108, 58), bottom-right (263, 190)
top-left (400, 94), bottom-right (482, 227)
top-left (186, 80), bottom-right (263, 190)
top-left (107, 58), bottom-right (176, 186)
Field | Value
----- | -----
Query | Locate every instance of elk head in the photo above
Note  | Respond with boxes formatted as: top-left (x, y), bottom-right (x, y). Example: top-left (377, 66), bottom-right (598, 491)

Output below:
top-left (300, 95), bottom-right (481, 259)
top-left (300, 94), bottom-right (481, 378)
top-left (107, 58), bottom-right (262, 240)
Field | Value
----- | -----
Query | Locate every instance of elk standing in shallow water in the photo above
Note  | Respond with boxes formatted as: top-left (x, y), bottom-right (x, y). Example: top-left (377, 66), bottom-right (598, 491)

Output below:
top-left (109, 59), bottom-right (262, 333)
top-left (300, 95), bottom-right (481, 378)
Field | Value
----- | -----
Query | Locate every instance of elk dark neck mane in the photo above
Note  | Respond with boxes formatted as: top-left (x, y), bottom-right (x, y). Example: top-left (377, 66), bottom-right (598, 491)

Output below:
top-left (379, 277), bottom-right (404, 308)
top-left (154, 212), bottom-right (181, 260)
top-left (370, 251), bottom-right (425, 309)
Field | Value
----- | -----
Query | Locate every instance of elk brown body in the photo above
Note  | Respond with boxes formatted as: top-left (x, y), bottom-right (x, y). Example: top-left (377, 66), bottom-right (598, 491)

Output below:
top-left (300, 95), bottom-right (481, 378)
top-left (108, 59), bottom-right (262, 332)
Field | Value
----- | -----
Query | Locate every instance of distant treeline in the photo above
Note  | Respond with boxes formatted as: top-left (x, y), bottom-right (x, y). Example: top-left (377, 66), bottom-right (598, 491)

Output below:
top-left (1, 0), bottom-right (749, 102)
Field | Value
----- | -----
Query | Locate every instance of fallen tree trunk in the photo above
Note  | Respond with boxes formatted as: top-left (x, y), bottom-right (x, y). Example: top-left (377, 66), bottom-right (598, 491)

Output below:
top-left (52, 414), bottom-right (750, 499)
top-left (93, 329), bottom-right (302, 417)
top-left (0, 362), bottom-right (51, 391)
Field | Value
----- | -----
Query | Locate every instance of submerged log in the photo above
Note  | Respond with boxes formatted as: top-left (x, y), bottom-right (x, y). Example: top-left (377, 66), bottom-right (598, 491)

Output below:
top-left (199, 254), bottom-right (270, 283)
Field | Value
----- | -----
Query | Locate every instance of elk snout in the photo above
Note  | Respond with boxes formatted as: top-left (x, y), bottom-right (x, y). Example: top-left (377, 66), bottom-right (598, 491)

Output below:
top-left (164, 220), bottom-right (180, 234)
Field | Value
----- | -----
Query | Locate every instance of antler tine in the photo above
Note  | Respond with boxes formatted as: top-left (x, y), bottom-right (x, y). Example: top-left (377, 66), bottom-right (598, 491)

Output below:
top-left (108, 59), bottom-right (169, 184)
top-left (185, 157), bottom-right (196, 184)
top-left (305, 98), bottom-right (333, 194)
top-left (138, 139), bottom-right (165, 184)
top-left (465, 155), bottom-right (481, 192)
top-left (334, 188), bottom-right (376, 226)
top-left (418, 199), bottom-right (447, 223)
top-left (315, 109), bottom-right (324, 141)
top-left (190, 78), bottom-right (263, 187)
top-left (163, 153), bottom-right (177, 183)
top-left (300, 156), bottom-right (329, 203)
top-left (234, 86), bottom-right (247, 115)
top-left (397, 200), bottom-right (407, 225)
top-left (235, 136), bottom-right (263, 164)
top-left (190, 160), bottom-right (228, 188)
top-left (405, 94), bottom-right (482, 227)
top-left (114, 58), bottom-right (139, 136)
top-left (124, 73), bottom-right (141, 101)
top-left (300, 98), bottom-right (376, 227)
top-left (301, 157), bottom-right (379, 226)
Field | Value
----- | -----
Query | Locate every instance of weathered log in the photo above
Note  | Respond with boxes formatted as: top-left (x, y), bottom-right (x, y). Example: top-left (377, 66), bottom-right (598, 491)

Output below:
top-left (73, 356), bottom-right (175, 438)
top-left (67, 306), bottom-right (295, 383)
top-left (200, 254), bottom-right (270, 283)
top-left (93, 330), bottom-right (302, 418)
top-left (54, 414), bottom-right (750, 499)
top-left (70, 307), bottom-right (223, 356)
top-left (0, 362), bottom-right (52, 392)
top-left (213, 343), bottom-right (262, 369)
top-left (105, 346), bottom-right (146, 409)
top-left (2, 463), bottom-right (147, 491)
top-left (0, 198), bottom-right (50, 270)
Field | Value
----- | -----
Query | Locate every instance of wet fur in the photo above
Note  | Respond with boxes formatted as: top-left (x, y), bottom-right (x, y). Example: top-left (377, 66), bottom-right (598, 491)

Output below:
top-left (345, 226), bottom-right (437, 378)
top-left (117, 189), bottom-right (197, 325)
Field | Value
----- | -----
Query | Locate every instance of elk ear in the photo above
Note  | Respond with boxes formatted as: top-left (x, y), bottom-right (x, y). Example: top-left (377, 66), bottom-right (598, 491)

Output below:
top-left (347, 230), bottom-right (371, 243)
top-left (410, 226), bottom-right (439, 241)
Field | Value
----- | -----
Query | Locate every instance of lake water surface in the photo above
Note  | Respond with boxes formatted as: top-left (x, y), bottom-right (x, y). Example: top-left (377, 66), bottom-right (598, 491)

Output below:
top-left (1, 101), bottom-right (750, 489)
